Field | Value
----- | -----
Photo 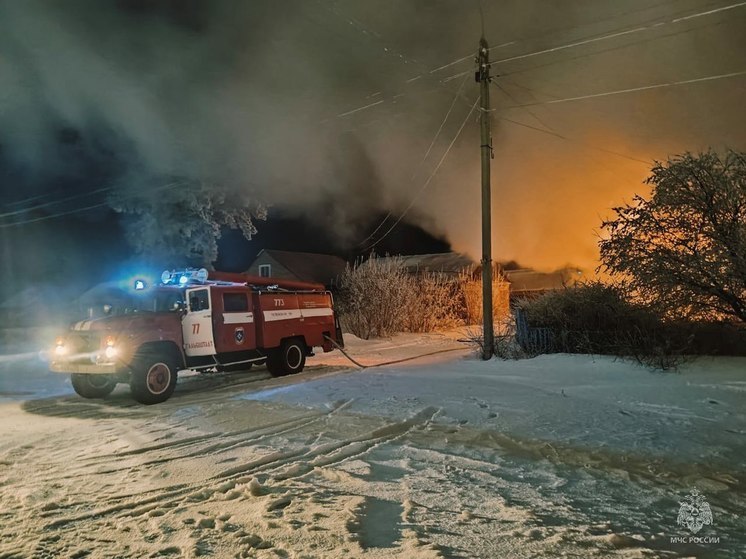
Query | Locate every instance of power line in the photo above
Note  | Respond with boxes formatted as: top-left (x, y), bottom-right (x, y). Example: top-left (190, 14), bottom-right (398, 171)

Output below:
top-left (439, 1), bottom-right (746, 82)
top-left (0, 201), bottom-right (110, 228)
top-left (3, 192), bottom-right (56, 209)
top-left (430, 0), bottom-right (683, 76)
top-left (420, 75), bottom-right (471, 167)
top-left (498, 15), bottom-right (739, 81)
top-left (428, 41), bottom-right (515, 74)
top-left (491, 79), bottom-right (555, 134)
top-left (507, 70), bottom-right (746, 108)
top-left (356, 73), bottom-right (471, 248)
top-left (672, 0), bottom-right (746, 21)
top-left (490, 1), bottom-right (746, 68)
top-left (360, 97), bottom-right (479, 253)
top-left (498, 116), bottom-right (652, 165)
top-left (331, 2), bottom-right (743, 123)
top-left (0, 181), bottom-right (186, 228)
top-left (336, 99), bottom-right (384, 118)
top-left (489, 79), bottom-right (652, 165)
top-left (500, 77), bottom-right (559, 100)
top-left (0, 186), bottom-right (113, 219)
top-left (335, 3), bottom-right (667, 116)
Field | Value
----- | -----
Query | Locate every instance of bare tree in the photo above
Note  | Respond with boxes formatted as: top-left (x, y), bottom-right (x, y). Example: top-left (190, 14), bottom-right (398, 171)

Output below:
top-left (599, 150), bottom-right (746, 322)
top-left (109, 179), bottom-right (267, 267)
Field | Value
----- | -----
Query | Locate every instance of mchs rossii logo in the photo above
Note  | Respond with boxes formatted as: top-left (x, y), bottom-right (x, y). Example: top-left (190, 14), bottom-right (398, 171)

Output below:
top-left (670, 488), bottom-right (720, 545)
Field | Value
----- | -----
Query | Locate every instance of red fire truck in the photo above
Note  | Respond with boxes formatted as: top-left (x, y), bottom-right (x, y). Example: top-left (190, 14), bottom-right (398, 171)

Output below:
top-left (49, 268), bottom-right (344, 404)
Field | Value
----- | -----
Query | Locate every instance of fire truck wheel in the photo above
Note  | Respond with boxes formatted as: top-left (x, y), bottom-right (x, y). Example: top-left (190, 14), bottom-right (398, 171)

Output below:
top-left (267, 339), bottom-right (306, 377)
top-left (71, 373), bottom-right (117, 399)
top-left (130, 355), bottom-right (179, 405)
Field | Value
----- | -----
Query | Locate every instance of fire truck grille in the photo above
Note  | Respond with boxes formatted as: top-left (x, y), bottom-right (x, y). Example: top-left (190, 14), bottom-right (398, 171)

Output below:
top-left (68, 332), bottom-right (101, 357)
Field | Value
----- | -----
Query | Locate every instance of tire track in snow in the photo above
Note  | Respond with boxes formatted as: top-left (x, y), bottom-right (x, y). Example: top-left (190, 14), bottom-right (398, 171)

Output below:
top-left (272, 407), bottom-right (443, 481)
top-left (37, 399), bottom-right (355, 515)
top-left (43, 406), bottom-right (438, 529)
top-left (54, 408), bottom-right (333, 480)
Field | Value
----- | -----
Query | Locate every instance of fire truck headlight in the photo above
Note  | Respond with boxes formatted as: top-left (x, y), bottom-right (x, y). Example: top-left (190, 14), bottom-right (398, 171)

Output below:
top-left (54, 337), bottom-right (67, 357)
top-left (103, 336), bottom-right (118, 360)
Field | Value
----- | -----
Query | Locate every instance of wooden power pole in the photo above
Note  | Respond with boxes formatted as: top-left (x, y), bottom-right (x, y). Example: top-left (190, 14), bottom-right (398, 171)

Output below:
top-left (476, 37), bottom-right (494, 360)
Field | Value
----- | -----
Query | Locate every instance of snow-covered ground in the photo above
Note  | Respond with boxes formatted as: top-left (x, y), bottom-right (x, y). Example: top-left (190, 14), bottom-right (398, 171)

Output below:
top-left (0, 332), bottom-right (744, 558)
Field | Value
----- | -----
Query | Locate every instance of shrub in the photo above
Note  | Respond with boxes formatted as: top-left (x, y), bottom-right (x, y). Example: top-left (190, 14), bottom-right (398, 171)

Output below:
top-left (337, 256), bottom-right (412, 339)
top-left (516, 282), bottom-right (746, 368)
top-left (338, 255), bottom-right (469, 338)
top-left (339, 256), bottom-right (519, 339)
top-left (515, 281), bottom-right (688, 368)
top-left (402, 274), bottom-right (463, 333)
top-left (459, 268), bottom-right (511, 326)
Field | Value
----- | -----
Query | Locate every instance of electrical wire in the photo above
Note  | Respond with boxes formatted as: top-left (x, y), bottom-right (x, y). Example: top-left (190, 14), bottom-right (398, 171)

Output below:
top-left (0, 201), bottom-right (111, 228)
top-left (491, 80), bottom-right (555, 134)
top-left (0, 181), bottom-right (186, 228)
top-left (500, 77), bottom-right (559, 101)
top-left (329, 1), bottom-right (743, 123)
top-left (0, 186), bottom-right (114, 219)
top-left (336, 99), bottom-right (384, 118)
top-left (356, 73), bottom-right (471, 247)
top-left (477, 0), bottom-right (485, 38)
top-left (498, 116), bottom-right (652, 165)
top-left (489, 79), bottom-right (652, 165)
top-left (4, 192), bottom-right (58, 208)
top-left (498, 15), bottom-right (740, 80)
top-left (359, 97), bottom-right (479, 253)
top-left (439, 1), bottom-right (746, 82)
top-left (495, 0), bottom-right (746, 67)
top-left (420, 75), bottom-right (472, 166)
top-left (428, 41), bottom-right (514, 74)
top-left (505, 70), bottom-right (746, 108)
top-left (431, 0), bottom-right (681, 75)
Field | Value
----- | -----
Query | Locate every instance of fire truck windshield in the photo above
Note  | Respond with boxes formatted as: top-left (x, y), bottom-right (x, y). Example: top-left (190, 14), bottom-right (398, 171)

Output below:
top-left (127, 289), bottom-right (185, 313)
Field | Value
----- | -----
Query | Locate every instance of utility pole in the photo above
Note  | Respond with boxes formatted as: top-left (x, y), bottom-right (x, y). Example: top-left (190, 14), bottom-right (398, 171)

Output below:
top-left (476, 37), bottom-right (494, 360)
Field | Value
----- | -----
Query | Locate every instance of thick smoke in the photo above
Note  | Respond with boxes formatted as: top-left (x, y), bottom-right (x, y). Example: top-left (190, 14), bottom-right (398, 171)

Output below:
top-left (1, 0), bottom-right (745, 274)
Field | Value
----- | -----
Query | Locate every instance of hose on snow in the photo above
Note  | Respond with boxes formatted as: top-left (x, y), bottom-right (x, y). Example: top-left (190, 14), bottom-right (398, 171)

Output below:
top-left (323, 335), bottom-right (467, 370)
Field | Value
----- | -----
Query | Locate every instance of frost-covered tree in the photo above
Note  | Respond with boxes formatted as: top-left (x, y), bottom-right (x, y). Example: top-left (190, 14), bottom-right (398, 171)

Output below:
top-left (109, 179), bottom-right (267, 267)
top-left (599, 150), bottom-right (746, 322)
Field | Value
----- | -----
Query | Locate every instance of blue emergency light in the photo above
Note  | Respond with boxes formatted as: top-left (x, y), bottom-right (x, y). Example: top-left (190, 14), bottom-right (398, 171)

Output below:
top-left (134, 279), bottom-right (147, 290)
top-left (161, 268), bottom-right (209, 286)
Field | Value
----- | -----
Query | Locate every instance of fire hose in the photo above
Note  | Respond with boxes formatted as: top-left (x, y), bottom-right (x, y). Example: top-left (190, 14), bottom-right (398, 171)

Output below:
top-left (322, 335), bottom-right (467, 369)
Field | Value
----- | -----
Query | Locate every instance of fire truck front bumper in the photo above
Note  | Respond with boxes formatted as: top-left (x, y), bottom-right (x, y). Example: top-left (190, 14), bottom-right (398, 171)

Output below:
top-left (49, 360), bottom-right (124, 375)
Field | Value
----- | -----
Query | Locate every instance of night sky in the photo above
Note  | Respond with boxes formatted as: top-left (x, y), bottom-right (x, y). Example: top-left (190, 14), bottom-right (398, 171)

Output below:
top-left (1, 0), bottom-right (744, 298)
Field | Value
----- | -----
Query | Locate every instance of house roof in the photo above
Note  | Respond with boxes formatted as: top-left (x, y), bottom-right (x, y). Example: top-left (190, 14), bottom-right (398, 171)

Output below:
top-left (380, 252), bottom-right (476, 274)
top-left (504, 268), bottom-right (583, 292)
top-left (254, 250), bottom-right (348, 285)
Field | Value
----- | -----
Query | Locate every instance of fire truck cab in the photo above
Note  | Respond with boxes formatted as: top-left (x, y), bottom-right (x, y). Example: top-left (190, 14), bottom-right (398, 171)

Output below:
top-left (49, 268), bottom-right (344, 404)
